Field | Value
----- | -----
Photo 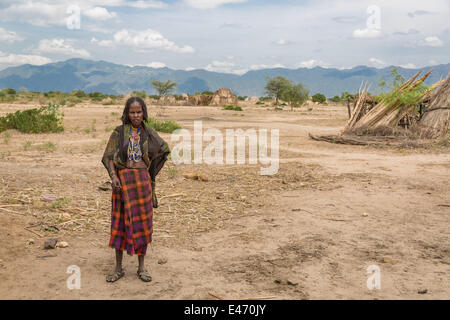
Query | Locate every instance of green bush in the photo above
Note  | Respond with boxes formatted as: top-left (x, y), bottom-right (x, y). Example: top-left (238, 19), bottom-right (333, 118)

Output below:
top-left (3, 88), bottom-right (16, 95)
top-left (223, 105), bottom-right (242, 111)
top-left (312, 93), bottom-right (327, 104)
top-left (0, 103), bottom-right (64, 134)
top-left (329, 96), bottom-right (341, 102)
top-left (149, 95), bottom-right (160, 100)
top-left (201, 90), bottom-right (214, 96)
top-left (144, 117), bottom-right (181, 133)
top-left (72, 90), bottom-right (87, 98)
top-left (237, 96), bottom-right (248, 101)
top-left (131, 90), bottom-right (147, 99)
top-left (255, 101), bottom-right (264, 105)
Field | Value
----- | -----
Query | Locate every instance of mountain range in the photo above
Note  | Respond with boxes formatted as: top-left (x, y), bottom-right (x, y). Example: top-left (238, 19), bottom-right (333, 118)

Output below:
top-left (0, 58), bottom-right (449, 97)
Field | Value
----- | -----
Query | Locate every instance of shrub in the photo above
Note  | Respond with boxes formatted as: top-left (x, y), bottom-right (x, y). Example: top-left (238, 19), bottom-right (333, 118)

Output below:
top-left (237, 96), bottom-right (248, 101)
top-left (312, 93), bottom-right (327, 104)
top-left (201, 90), bottom-right (214, 96)
top-left (0, 103), bottom-right (64, 134)
top-left (145, 117), bottom-right (181, 133)
top-left (131, 90), bottom-right (147, 99)
top-left (329, 96), bottom-right (341, 102)
top-left (4, 88), bottom-right (16, 95)
top-left (255, 101), bottom-right (264, 105)
top-left (223, 105), bottom-right (242, 111)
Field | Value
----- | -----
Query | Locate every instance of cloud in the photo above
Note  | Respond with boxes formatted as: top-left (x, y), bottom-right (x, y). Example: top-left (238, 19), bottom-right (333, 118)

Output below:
top-left (83, 7), bottom-right (117, 20)
top-left (37, 39), bottom-right (90, 57)
top-left (113, 29), bottom-right (195, 53)
top-left (219, 22), bottom-right (250, 29)
top-left (0, 51), bottom-right (52, 67)
top-left (275, 39), bottom-right (293, 46)
top-left (393, 29), bottom-right (420, 36)
top-left (399, 63), bottom-right (417, 69)
top-left (353, 28), bottom-right (382, 39)
top-left (91, 37), bottom-right (114, 47)
top-left (0, 28), bottom-right (24, 42)
top-left (205, 60), bottom-right (235, 72)
top-left (407, 10), bottom-right (433, 18)
top-left (126, 1), bottom-right (168, 8)
top-left (249, 63), bottom-right (285, 70)
top-left (332, 16), bottom-right (360, 24)
top-left (0, 1), bottom-right (167, 26)
top-left (369, 57), bottom-right (387, 67)
top-left (183, 0), bottom-right (247, 10)
top-left (295, 60), bottom-right (329, 69)
top-left (0, 1), bottom-right (65, 26)
top-left (417, 36), bottom-right (444, 47)
top-left (145, 61), bottom-right (166, 68)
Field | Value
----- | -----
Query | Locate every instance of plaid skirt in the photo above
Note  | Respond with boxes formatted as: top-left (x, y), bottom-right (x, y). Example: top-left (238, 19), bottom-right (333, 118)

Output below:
top-left (109, 168), bottom-right (153, 256)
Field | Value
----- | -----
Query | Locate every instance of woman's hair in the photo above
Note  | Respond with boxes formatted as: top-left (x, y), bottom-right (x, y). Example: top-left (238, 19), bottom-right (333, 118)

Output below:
top-left (121, 96), bottom-right (148, 125)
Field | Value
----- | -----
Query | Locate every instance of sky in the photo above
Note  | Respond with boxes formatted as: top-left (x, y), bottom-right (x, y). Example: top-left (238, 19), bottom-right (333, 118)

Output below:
top-left (0, 0), bottom-right (449, 73)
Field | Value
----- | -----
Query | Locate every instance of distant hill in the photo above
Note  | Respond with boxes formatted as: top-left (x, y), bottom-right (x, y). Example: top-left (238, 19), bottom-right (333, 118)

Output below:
top-left (0, 58), bottom-right (448, 97)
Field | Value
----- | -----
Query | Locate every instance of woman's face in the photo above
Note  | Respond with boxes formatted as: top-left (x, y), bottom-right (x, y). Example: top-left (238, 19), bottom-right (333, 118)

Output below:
top-left (128, 101), bottom-right (144, 128)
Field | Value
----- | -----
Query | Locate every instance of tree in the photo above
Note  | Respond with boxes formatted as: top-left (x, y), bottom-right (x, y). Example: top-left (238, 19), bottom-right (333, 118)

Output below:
top-left (312, 93), bottom-right (326, 104)
top-left (264, 76), bottom-right (292, 104)
top-left (281, 82), bottom-right (309, 110)
top-left (150, 80), bottom-right (177, 97)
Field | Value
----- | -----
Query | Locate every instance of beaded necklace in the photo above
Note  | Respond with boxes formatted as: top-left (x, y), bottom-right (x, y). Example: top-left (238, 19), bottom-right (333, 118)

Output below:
top-left (128, 126), bottom-right (142, 162)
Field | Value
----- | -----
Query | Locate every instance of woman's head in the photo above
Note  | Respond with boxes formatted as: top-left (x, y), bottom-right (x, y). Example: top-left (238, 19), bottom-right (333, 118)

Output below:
top-left (121, 96), bottom-right (148, 127)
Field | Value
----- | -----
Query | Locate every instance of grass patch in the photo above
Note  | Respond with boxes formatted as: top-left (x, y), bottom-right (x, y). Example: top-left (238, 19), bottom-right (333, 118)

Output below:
top-left (38, 141), bottom-right (57, 153)
top-left (223, 105), bottom-right (242, 111)
top-left (145, 117), bottom-right (181, 133)
top-left (2, 130), bottom-right (11, 144)
top-left (22, 141), bottom-right (32, 151)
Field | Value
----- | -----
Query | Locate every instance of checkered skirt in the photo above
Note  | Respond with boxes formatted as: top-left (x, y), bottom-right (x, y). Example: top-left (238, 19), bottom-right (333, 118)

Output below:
top-left (109, 168), bottom-right (153, 255)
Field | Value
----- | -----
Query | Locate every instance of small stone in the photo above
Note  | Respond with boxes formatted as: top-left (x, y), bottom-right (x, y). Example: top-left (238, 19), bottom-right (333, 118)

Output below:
top-left (42, 195), bottom-right (57, 202)
top-left (362, 212), bottom-right (369, 217)
top-left (157, 258), bottom-right (168, 265)
top-left (56, 241), bottom-right (69, 248)
top-left (27, 239), bottom-right (34, 245)
top-left (60, 213), bottom-right (71, 221)
top-left (80, 200), bottom-right (88, 207)
top-left (240, 196), bottom-right (247, 200)
top-left (44, 238), bottom-right (58, 249)
top-left (418, 289), bottom-right (428, 294)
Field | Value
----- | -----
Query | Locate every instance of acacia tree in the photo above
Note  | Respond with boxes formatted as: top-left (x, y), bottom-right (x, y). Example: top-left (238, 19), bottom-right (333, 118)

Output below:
top-left (281, 82), bottom-right (309, 111)
top-left (264, 76), bottom-right (292, 104)
top-left (150, 80), bottom-right (177, 97)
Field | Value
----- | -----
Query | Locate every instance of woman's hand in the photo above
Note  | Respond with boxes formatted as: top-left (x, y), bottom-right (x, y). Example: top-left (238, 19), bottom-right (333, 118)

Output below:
top-left (111, 175), bottom-right (122, 192)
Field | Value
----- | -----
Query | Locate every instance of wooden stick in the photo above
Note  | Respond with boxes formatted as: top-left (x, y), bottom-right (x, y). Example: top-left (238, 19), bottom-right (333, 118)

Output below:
top-left (0, 204), bottom-right (25, 207)
top-left (208, 292), bottom-right (225, 300)
top-left (24, 227), bottom-right (43, 238)
top-left (0, 207), bottom-right (26, 216)
top-left (159, 193), bottom-right (186, 201)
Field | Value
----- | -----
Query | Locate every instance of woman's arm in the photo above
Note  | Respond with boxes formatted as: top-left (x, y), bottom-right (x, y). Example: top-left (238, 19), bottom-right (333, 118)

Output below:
top-left (108, 158), bottom-right (122, 191)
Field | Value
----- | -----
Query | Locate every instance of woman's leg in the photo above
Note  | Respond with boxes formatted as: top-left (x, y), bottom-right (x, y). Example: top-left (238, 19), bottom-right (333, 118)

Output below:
top-left (106, 249), bottom-right (125, 282)
top-left (137, 246), bottom-right (152, 282)
top-left (115, 249), bottom-right (124, 272)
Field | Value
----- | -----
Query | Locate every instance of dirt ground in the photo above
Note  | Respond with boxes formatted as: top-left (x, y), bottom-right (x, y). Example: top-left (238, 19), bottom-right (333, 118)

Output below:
top-left (0, 101), bottom-right (449, 300)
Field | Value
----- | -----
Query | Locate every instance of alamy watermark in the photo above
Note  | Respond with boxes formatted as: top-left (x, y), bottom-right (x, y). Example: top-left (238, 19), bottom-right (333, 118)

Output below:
top-left (66, 5), bottom-right (81, 30)
top-left (66, 265), bottom-right (81, 290)
top-left (171, 121), bottom-right (279, 175)
top-left (366, 264), bottom-right (381, 290)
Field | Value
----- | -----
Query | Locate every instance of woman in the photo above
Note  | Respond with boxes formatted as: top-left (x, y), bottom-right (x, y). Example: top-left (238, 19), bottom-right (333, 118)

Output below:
top-left (102, 96), bottom-right (170, 282)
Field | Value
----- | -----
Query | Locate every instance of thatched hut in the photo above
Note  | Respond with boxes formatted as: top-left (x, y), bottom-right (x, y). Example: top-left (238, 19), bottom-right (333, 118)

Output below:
top-left (417, 74), bottom-right (450, 138)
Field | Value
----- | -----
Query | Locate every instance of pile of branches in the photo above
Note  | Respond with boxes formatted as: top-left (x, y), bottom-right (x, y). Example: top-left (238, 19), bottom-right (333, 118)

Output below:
top-left (310, 70), bottom-right (448, 146)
